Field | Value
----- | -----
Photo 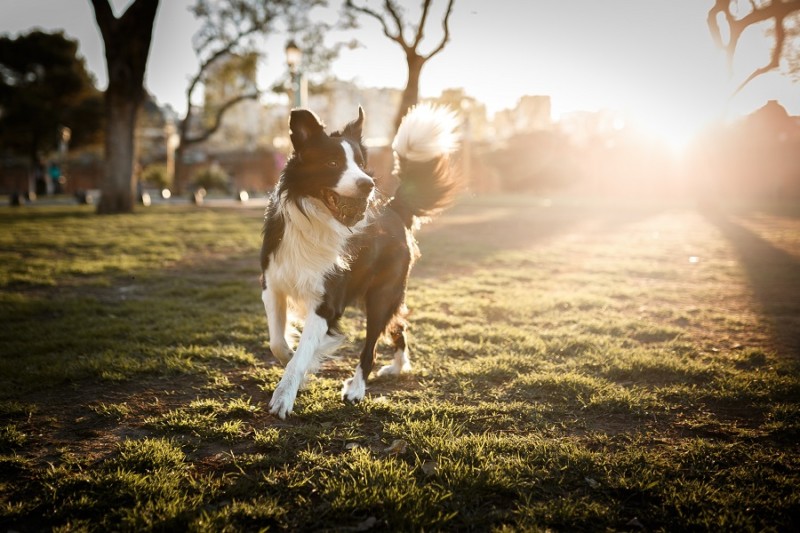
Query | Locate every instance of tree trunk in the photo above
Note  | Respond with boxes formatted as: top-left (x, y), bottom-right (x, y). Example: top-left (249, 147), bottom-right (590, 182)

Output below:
top-left (91, 0), bottom-right (159, 214)
top-left (174, 143), bottom-right (188, 195)
top-left (97, 93), bottom-right (138, 213)
top-left (394, 54), bottom-right (425, 131)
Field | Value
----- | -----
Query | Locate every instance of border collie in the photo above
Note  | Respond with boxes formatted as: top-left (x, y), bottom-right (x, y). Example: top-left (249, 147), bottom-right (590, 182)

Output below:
top-left (260, 104), bottom-right (458, 418)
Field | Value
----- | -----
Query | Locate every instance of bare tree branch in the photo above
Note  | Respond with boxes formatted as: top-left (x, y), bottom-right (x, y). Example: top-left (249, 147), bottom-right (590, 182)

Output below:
top-left (733, 10), bottom-right (788, 94)
top-left (384, 0), bottom-right (408, 46)
top-left (423, 0), bottom-right (454, 60)
top-left (344, 0), bottom-right (405, 46)
top-left (175, 0), bottom-right (342, 191)
top-left (413, 0), bottom-right (433, 48)
top-left (707, 0), bottom-right (730, 59)
top-left (708, 0), bottom-right (800, 92)
top-left (183, 92), bottom-right (259, 145)
top-left (344, 0), bottom-right (456, 129)
top-left (185, 29), bottom-right (257, 108)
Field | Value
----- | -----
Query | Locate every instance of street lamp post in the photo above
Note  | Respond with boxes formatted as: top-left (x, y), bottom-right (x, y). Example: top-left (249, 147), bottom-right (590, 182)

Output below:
top-left (285, 40), bottom-right (307, 108)
top-left (164, 121), bottom-right (179, 198)
top-left (58, 126), bottom-right (71, 194)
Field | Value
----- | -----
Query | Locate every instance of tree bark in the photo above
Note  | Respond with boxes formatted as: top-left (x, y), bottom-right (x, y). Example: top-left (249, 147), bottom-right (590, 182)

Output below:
top-left (174, 143), bottom-right (187, 195)
top-left (100, 93), bottom-right (139, 213)
top-left (395, 53), bottom-right (424, 131)
top-left (91, 0), bottom-right (159, 214)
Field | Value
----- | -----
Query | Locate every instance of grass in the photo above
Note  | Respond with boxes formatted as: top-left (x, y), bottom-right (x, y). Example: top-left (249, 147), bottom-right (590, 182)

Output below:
top-left (1, 197), bottom-right (799, 531)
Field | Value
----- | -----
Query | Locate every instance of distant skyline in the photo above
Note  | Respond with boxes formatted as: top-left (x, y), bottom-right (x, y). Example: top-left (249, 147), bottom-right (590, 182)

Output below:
top-left (1, 0), bottom-right (798, 149)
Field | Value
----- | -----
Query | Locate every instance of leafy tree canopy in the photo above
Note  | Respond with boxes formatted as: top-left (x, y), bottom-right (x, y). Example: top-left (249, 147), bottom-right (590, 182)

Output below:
top-left (0, 30), bottom-right (103, 162)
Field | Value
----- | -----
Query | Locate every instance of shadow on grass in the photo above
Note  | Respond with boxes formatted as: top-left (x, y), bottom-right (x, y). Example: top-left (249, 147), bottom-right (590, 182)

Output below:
top-left (705, 210), bottom-right (800, 358)
top-left (416, 199), bottom-right (663, 277)
top-left (0, 204), bottom-right (273, 444)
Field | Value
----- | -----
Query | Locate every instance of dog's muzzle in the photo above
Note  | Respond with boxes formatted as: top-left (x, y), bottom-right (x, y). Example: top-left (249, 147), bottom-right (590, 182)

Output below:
top-left (322, 188), bottom-right (370, 227)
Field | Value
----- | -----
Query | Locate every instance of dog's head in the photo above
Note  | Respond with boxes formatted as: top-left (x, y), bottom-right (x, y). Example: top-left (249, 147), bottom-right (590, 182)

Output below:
top-left (282, 107), bottom-right (375, 227)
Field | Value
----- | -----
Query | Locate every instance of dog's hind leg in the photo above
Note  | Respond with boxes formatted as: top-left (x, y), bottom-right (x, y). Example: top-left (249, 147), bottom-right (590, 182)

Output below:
top-left (377, 318), bottom-right (412, 377)
top-left (342, 290), bottom-right (403, 402)
top-left (262, 286), bottom-right (293, 366)
top-left (341, 319), bottom-right (381, 403)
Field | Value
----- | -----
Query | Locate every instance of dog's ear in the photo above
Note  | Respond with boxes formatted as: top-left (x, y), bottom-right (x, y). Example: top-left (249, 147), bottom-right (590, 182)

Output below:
top-left (290, 109), bottom-right (325, 151)
top-left (342, 106), bottom-right (365, 142)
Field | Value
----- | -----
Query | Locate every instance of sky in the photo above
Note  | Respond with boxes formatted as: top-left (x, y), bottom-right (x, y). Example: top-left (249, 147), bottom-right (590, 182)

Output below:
top-left (1, 0), bottom-right (798, 148)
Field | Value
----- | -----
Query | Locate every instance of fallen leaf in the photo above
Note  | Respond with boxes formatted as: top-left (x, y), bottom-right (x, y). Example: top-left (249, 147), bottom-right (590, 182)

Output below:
top-left (353, 516), bottom-right (377, 531)
top-left (626, 517), bottom-right (644, 529)
top-left (384, 439), bottom-right (407, 455)
top-left (421, 460), bottom-right (438, 476)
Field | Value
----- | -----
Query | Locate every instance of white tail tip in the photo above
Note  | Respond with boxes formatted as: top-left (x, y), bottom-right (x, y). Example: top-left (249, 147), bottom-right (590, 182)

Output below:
top-left (392, 103), bottom-right (459, 162)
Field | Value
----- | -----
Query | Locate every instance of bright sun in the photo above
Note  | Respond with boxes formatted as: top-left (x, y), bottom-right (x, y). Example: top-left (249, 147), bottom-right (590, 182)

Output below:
top-left (637, 110), bottom-right (710, 155)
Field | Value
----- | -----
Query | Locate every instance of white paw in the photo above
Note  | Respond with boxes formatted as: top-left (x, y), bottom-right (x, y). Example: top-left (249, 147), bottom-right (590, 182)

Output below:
top-left (269, 343), bottom-right (293, 366)
top-left (269, 380), bottom-right (297, 419)
top-left (376, 361), bottom-right (412, 377)
top-left (341, 367), bottom-right (366, 403)
top-left (376, 349), bottom-right (412, 377)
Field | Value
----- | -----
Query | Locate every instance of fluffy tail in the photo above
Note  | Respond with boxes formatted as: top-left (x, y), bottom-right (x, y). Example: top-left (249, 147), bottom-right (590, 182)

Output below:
top-left (389, 103), bottom-right (459, 227)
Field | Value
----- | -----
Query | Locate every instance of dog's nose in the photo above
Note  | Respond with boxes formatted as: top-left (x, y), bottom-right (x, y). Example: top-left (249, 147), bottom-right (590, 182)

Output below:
top-left (356, 177), bottom-right (374, 195)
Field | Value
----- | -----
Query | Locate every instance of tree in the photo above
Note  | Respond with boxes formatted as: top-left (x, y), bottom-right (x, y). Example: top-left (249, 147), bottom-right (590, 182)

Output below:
top-left (175, 0), bottom-right (335, 192)
top-left (707, 0), bottom-right (800, 94)
top-left (344, 0), bottom-right (455, 130)
top-left (175, 1), bottom-right (272, 192)
top-left (0, 31), bottom-right (103, 168)
top-left (776, 11), bottom-right (800, 81)
top-left (90, 0), bottom-right (159, 214)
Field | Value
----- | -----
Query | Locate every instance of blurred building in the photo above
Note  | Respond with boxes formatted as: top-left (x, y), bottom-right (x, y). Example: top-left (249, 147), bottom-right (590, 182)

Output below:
top-left (557, 109), bottom-right (624, 146)
top-left (307, 80), bottom-right (402, 146)
top-left (174, 79), bottom-right (405, 194)
top-left (693, 100), bottom-right (800, 201)
top-left (493, 95), bottom-right (552, 140)
top-left (432, 88), bottom-right (490, 142)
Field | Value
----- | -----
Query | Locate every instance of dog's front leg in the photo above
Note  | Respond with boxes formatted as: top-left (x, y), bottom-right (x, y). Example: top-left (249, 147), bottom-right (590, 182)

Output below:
top-left (269, 311), bottom-right (328, 419)
top-left (262, 286), bottom-right (293, 365)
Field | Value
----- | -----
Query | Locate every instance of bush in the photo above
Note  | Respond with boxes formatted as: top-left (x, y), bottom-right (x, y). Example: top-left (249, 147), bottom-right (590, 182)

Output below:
top-left (192, 164), bottom-right (230, 192)
top-left (141, 164), bottom-right (171, 189)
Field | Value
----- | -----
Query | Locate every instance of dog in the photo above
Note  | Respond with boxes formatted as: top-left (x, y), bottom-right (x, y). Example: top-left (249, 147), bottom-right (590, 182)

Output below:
top-left (260, 103), bottom-right (458, 418)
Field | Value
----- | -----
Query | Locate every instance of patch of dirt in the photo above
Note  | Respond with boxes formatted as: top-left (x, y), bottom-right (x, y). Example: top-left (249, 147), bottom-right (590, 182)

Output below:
top-left (8, 373), bottom-right (212, 464)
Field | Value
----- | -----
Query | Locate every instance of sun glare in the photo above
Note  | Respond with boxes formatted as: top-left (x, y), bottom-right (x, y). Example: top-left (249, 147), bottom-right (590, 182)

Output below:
top-left (636, 110), bottom-right (708, 156)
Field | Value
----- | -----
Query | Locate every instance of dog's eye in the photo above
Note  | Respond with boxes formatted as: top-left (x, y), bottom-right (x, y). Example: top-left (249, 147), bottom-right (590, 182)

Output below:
top-left (326, 160), bottom-right (339, 169)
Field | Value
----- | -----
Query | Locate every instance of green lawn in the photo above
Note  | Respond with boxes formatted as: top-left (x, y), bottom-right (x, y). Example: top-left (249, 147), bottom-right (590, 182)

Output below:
top-left (1, 197), bottom-right (798, 531)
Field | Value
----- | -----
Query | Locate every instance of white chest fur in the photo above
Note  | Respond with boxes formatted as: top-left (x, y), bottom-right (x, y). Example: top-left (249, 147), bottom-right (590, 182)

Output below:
top-left (264, 197), bottom-right (352, 306)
